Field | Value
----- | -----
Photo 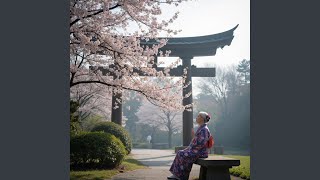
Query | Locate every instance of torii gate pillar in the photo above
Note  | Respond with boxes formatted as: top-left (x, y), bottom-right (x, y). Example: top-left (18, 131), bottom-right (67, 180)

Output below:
top-left (182, 56), bottom-right (194, 146)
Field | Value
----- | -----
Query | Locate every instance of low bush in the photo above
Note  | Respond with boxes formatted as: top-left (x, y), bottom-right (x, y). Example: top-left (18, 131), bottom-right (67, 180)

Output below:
top-left (91, 122), bottom-right (132, 154)
top-left (225, 155), bottom-right (250, 180)
top-left (70, 131), bottom-right (126, 170)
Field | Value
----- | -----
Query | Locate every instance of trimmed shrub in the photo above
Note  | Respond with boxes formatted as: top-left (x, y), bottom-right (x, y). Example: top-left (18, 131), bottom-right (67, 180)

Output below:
top-left (70, 131), bottom-right (126, 170)
top-left (91, 122), bottom-right (132, 154)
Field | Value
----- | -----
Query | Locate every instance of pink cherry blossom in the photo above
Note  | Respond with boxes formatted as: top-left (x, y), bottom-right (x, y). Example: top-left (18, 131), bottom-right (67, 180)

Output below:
top-left (70, 0), bottom-right (191, 111)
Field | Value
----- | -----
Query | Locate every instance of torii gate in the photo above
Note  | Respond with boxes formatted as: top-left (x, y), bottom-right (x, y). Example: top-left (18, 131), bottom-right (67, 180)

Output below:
top-left (92, 25), bottom-right (238, 146)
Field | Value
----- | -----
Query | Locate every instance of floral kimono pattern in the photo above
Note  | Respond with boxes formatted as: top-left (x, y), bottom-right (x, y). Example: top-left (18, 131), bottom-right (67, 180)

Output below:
top-left (169, 124), bottom-right (211, 180)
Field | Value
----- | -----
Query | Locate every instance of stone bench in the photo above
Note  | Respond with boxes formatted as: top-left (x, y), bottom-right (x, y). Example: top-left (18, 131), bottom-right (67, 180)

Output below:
top-left (194, 155), bottom-right (240, 180)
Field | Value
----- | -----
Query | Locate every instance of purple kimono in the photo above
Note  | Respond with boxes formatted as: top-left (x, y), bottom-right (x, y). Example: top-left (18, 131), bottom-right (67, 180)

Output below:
top-left (169, 124), bottom-right (211, 180)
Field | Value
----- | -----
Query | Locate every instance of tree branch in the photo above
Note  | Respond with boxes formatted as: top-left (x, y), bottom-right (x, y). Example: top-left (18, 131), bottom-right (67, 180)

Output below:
top-left (70, 4), bottom-right (121, 26)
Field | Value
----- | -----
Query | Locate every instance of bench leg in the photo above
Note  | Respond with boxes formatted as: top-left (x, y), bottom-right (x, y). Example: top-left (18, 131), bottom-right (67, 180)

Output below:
top-left (199, 166), bottom-right (207, 180)
top-left (199, 166), bottom-right (231, 180)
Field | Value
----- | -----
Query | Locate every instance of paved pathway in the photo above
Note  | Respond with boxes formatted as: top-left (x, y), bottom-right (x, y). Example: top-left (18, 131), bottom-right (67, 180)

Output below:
top-left (111, 149), bottom-right (243, 180)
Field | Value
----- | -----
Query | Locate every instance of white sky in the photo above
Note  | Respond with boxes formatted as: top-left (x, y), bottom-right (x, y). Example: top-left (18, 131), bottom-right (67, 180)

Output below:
top-left (158, 0), bottom-right (250, 95)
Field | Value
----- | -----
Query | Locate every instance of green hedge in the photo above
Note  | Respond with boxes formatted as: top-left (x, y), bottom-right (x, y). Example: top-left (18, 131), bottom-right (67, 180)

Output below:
top-left (70, 131), bottom-right (126, 170)
top-left (91, 122), bottom-right (132, 154)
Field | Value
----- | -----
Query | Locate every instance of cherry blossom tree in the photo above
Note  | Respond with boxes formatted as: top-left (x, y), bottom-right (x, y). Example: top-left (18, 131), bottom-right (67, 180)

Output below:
top-left (70, 0), bottom-right (190, 111)
top-left (70, 81), bottom-right (112, 121)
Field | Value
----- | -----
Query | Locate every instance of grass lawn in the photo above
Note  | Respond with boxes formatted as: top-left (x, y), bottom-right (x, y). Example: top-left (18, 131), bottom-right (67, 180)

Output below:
top-left (223, 155), bottom-right (250, 180)
top-left (70, 155), bottom-right (146, 180)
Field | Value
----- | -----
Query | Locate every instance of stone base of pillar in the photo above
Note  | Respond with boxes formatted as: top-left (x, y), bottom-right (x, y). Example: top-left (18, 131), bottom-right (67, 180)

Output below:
top-left (174, 146), bottom-right (189, 153)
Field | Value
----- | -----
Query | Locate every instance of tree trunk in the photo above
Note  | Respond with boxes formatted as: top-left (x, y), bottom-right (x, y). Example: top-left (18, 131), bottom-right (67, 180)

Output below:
top-left (168, 128), bottom-right (172, 148)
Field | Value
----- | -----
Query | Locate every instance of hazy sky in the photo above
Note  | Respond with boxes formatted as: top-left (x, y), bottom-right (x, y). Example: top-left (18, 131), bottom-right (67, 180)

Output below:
top-left (158, 0), bottom-right (250, 95)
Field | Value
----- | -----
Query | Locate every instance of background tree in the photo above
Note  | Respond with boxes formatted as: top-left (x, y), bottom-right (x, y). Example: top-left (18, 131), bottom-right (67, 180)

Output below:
top-left (70, 82), bottom-right (112, 124)
top-left (198, 65), bottom-right (239, 123)
top-left (237, 59), bottom-right (250, 85)
top-left (136, 99), bottom-right (182, 148)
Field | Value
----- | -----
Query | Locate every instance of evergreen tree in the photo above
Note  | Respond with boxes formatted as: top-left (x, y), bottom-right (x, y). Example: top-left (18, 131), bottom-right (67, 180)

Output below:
top-left (237, 59), bottom-right (250, 85)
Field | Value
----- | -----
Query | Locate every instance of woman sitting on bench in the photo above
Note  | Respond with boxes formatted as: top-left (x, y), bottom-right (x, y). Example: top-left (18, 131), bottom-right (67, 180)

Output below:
top-left (167, 111), bottom-right (212, 180)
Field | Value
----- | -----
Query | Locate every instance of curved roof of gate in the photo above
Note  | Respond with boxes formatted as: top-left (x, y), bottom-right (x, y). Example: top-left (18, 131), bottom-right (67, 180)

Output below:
top-left (141, 24), bottom-right (238, 57)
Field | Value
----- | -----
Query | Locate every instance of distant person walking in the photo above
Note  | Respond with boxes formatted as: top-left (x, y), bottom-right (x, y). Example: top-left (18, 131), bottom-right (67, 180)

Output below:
top-left (167, 111), bottom-right (213, 180)
top-left (147, 135), bottom-right (152, 144)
